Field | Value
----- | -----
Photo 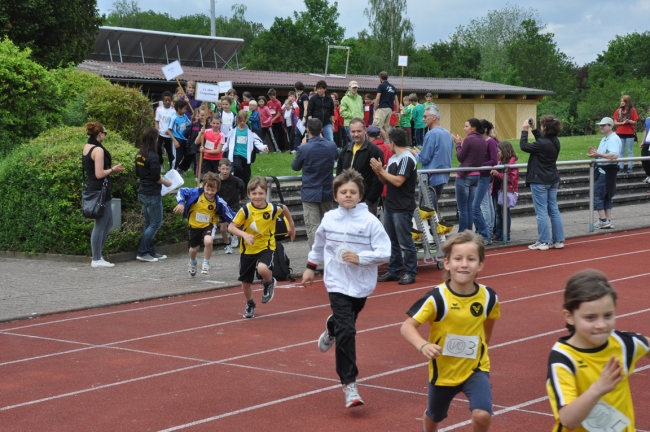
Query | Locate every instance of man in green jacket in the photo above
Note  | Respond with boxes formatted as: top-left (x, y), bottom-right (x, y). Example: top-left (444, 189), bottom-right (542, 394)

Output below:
top-left (339, 80), bottom-right (364, 143)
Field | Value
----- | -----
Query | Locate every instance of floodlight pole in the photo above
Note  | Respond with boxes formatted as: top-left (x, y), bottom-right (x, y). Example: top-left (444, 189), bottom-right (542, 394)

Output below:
top-left (210, 0), bottom-right (216, 37)
top-left (324, 45), bottom-right (351, 77)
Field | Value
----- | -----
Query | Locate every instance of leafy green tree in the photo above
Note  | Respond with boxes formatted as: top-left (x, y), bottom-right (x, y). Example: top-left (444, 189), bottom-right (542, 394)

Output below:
top-left (591, 31), bottom-right (650, 82)
top-left (426, 37), bottom-right (482, 79)
top-left (0, 0), bottom-right (103, 68)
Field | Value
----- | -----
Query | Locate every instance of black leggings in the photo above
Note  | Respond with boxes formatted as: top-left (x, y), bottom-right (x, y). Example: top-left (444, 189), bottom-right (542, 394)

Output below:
top-left (328, 292), bottom-right (367, 385)
top-left (233, 155), bottom-right (251, 187)
top-left (157, 136), bottom-right (174, 168)
top-left (642, 145), bottom-right (650, 176)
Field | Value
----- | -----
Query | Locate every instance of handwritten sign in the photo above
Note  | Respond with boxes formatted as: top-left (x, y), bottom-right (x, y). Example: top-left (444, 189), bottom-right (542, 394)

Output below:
top-left (218, 81), bottom-right (234, 94)
top-left (195, 82), bottom-right (221, 103)
top-left (398, 56), bottom-right (408, 67)
top-left (442, 334), bottom-right (479, 359)
top-left (161, 61), bottom-right (184, 81)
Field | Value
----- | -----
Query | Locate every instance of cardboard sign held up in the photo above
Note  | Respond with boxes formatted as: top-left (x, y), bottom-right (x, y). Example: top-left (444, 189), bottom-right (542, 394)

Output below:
top-left (218, 81), bottom-right (233, 94)
top-left (195, 82), bottom-right (221, 102)
top-left (398, 56), bottom-right (408, 67)
top-left (162, 61), bottom-right (184, 81)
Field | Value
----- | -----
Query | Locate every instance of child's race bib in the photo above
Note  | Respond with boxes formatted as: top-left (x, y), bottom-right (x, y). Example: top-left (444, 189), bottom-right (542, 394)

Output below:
top-left (334, 244), bottom-right (356, 265)
top-left (364, 106), bottom-right (369, 112)
top-left (582, 401), bottom-right (630, 432)
top-left (244, 106), bottom-right (250, 111)
top-left (195, 213), bottom-right (210, 223)
top-left (269, 109), bottom-right (276, 115)
top-left (236, 135), bottom-right (247, 144)
top-left (204, 140), bottom-right (215, 150)
top-left (442, 334), bottom-right (479, 359)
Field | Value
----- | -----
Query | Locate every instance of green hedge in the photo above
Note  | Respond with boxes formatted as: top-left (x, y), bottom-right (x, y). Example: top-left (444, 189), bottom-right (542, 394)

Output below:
top-left (0, 127), bottom-right (186, 256)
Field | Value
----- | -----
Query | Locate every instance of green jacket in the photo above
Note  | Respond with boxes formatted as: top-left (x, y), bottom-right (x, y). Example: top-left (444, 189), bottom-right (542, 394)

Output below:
top-left (339, 91), bottom-right (364, 126)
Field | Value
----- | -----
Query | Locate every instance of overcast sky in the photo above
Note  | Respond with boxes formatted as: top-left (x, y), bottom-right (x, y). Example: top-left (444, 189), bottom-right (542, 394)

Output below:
top-left (96, 0), bottom-right (650, 66)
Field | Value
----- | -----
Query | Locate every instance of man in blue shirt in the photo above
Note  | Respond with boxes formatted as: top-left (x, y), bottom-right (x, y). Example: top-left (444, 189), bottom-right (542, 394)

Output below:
top-left (373, 71), bottom-right (399, 141)
top-left (589, 117), bottom-right (621, 229)
top-left (410, 104), bottom-right (453, 208)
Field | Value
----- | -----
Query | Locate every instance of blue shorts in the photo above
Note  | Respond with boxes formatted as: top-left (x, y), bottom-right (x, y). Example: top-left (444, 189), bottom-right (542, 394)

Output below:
top-left (426, 371), bottom-right (493, 423)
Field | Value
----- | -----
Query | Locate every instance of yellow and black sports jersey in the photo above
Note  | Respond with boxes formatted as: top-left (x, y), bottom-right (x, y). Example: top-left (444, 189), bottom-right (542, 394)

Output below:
top-left (232, 202), bottom-right (283, 255)
top-left (406, 281), bottom-right (500, 386)
top-left (546, 331), bottom-right (649, 432)
top-left (188, 193), bottom-right (219, 229)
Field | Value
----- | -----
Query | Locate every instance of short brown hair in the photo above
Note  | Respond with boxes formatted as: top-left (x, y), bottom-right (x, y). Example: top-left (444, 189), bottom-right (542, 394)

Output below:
top-left (540, 115), bottom-right (562, 137)
top-left (333, 169), bottom-right (364, 199)
top-left (247, 176), bottom-right (268, 193)
top-left (563, 270), bottom-right (617, 333)
top-left (257, 95), bottom-right (267, 104)
top-left (236, 110), bottom-right (249, 123)
top-left (315, 80), bottom-right (327, 90)
top-left (267, 88), bottom-right (276, 96)
top-left (379, 71), bottom-right (388, 81)
top-left (219, 158), bottom-right (231, 167)
top-left (409, 93), bottom-right (418, 103)
top-left (202, 171), bottom-right (221, 190)
top-left (441, 230), bottom-right (485, 281)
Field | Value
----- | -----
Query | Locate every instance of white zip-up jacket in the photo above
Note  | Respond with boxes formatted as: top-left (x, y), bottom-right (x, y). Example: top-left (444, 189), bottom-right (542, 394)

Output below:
top-left (307, 203), bottom-right (391, 298)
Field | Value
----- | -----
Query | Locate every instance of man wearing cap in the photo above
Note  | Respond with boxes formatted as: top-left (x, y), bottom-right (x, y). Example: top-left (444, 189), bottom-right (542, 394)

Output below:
top-left (340, 81), bottom-right (364, 144)
top-left (373, 71), bottom-right (400, 141)
top-left (589, 117), bottom-right (621, 229)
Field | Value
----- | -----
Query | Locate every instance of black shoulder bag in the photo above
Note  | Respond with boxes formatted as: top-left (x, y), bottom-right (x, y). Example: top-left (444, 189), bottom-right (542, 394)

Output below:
top-left (81, 161), bottom-right (108, 219)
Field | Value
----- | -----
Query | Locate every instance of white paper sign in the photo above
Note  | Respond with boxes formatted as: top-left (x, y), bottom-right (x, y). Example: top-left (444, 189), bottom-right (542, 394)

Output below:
top-left (217, 81), bottom-right (233, 94)
top-left (398, 56), bottom-right (408, 67)
top-left (442, 334), bottom-right (479, 359)
top-left (161, 169), bottom-right (184, 196)
top-left (582, 401), bottom-right (630, 432)
top-left (195, 83), bottom-right (221, 103)
top-left (296, 120), bottom-right (306, 136)
top-left (162, 61), bottom-right (184, 81)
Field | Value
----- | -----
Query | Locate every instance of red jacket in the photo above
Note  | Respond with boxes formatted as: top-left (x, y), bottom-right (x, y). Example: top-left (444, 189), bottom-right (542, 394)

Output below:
top-left (491, 156), bottom-right (519, 194)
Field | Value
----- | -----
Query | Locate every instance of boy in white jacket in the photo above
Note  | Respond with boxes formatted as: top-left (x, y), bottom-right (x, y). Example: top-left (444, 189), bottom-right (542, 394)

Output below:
top-left (302, 169), bottom-right (391, 408)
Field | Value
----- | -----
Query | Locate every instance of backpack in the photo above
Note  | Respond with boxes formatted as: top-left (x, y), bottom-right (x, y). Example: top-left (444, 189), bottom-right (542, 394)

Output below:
top-left (271, 242), bottom-right (294, 281)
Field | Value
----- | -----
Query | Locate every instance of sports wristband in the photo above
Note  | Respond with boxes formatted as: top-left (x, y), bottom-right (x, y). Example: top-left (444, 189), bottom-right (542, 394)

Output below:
top-left (419, 342), bottom-right (431, 353)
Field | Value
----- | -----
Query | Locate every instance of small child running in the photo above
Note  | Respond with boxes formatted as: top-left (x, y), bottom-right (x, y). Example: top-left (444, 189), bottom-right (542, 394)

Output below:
top-left (228, 176), bottom-right (295, 318)
top-left (302, 169), bottom-right (391, 408)
top-left (174, 172), bottom-right (235, 276)
top-left (400, 230), bottom-right (500, 432)
top-left (547, 269), bottom-right (649, 431)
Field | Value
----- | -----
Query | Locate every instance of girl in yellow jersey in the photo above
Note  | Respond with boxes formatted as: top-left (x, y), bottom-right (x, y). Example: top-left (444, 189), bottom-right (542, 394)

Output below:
top-left (547, 269), bottom-right (649, 432)
top-left (401, 230), bottom-right (500, 432)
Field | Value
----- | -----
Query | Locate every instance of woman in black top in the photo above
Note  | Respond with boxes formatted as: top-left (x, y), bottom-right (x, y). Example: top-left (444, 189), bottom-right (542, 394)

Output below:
top-left (82, 122), bottom-right (125, 268)
top-left (135, 127), bottom-right (173, 262)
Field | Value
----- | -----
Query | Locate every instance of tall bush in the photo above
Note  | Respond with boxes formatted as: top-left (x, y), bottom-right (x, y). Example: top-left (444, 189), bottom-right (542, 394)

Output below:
top-left (0, 38), bottom-right (62, 154)
top-left (0, 127), bottom-right (185, 255)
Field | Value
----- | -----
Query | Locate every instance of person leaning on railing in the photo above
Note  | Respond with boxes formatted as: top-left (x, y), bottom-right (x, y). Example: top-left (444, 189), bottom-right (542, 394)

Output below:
top-left (520, 116), bottom-right (565, 251)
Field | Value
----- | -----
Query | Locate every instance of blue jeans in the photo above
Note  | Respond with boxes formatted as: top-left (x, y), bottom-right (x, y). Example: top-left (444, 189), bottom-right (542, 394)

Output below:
top-left (480, 188), bottom-right (494, 237)
top-left (293, 129), bottom-right (304, 151)
top-left (323, 123), bottom-right (334, 142)
top-left (618, 137), bottom-right (634, 170)
top-left (530, 182), bottom-right (565, 243)
top-left (455, 176), bottom-right (488, 239)
top-left (415, 128), bottom-right (424, 146)
top-left (137, 193), bottom-right (163, 257)
top-left (344, 126), bottom-right (351, 143)
top-left (383, 209), bottom-right (418, 278)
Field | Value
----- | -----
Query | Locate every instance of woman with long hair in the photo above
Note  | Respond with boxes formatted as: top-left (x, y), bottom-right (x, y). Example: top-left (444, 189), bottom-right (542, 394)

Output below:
top-left (479, 119), bottom-right (499, 243)
top-left (613, 95), bottom-right (638, 173)
top-left (135, 126), bottom-right (172, 262)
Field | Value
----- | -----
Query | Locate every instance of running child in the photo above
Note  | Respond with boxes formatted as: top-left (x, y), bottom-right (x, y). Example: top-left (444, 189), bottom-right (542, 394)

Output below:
top-left (228, 176), bottom-right (296, 318)
top-left (217, 158), bottom-right (245, 254)
top-left (547, 269), bottom-right (649, 431)
top-left (166, 99), bottom-right (191, 171)
top-left (173, 172), bottom-right (235, 276)
top-left (302, 169), bottom-right (391, 408)
top-left (197, 115), bottom-right (224, 178)
top-left (400, 230), bottom-right (500, 432)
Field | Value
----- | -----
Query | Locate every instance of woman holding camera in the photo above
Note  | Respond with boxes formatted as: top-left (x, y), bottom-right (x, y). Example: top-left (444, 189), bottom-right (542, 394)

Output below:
top-left (520, 116), bottom-right (565, 251)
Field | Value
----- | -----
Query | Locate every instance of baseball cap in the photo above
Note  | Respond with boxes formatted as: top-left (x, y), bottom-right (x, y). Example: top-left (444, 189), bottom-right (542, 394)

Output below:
top-left (367, 125), bottom-right (381, 137)
top-left (348, 81), bottom-right (359, 88)
top-left (597, 117), bottom-right (614, 126)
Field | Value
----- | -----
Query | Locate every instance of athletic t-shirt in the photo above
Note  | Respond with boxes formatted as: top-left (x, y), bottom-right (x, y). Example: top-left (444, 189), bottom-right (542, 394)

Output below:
top-left (155, 106), bottom-right (175, 137)
top-left (232, 202), bottom-right (284, 254)
top-left (406, 281), bottom-right (501, 386)
top-left (377, 81), bottom-right (397, 109)
top-left (384, 151), bottom-right (418, 213)
top-left (221, 111), bottom-right (235, 137)
top-left (203, 129), bottom-right (224, 161)
top-left (297, 92), bottom-right (309, 120)
top-left (399, 104), bottom-right (413, 127)
top-left (547, 331), bottom-right (649, 432)
top-left (188, 192), bottom-right (219, 228)
top-left (267, 99), bottom-right (282, 124)
top-left (412, 104), bottom-right (426, 129)
top-left (234, 128), bottom-right (248, 158)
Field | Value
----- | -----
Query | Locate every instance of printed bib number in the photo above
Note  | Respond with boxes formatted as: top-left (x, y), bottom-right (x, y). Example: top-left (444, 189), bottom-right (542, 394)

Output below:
top-left (195, 212), bottom-right (210, 223)
top-left (236, 136), bottom-right (247, 144)
top-left (582, 401), bottom-right (630, 432)
top-left (204, 140), bottom-right (215, 150)
top-left (364, 106), bottom-right (369, 112)
top-left (334, 244), bottom-right (355, 265)
top-left (269, 109), bottom-right (276, 115)
top-left (442, 334), bottom-right (479, 359)
top-left (244, 106), bottom-right (250, 111)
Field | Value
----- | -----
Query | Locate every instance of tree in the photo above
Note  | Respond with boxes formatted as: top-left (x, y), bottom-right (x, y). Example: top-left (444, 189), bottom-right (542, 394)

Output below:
top-left (362, 0), bottom-right (416, 75)
top-left (426, 36), bottom-right (482, 79)
top-left (0, 0), bottom-right (104, 68)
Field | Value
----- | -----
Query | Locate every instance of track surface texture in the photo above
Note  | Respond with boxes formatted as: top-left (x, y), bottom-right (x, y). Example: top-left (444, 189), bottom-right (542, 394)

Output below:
top-left (2, 229), bottom-right (649, 431)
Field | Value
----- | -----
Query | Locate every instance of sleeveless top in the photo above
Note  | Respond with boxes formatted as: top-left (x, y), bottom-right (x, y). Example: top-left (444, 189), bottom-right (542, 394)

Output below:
top-left (82, 138), bottom-right (112, 202)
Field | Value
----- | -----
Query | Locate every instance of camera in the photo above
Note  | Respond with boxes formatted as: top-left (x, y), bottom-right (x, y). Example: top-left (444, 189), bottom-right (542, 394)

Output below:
top-left (528, 117), bottom-right (534, 127)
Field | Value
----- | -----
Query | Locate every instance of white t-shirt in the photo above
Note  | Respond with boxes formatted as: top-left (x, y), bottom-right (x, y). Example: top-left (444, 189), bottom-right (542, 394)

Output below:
top-left (284, 110), bottom-right (293, 127)
top-left (155, 106), bottom-right (176, 137)
top-left (221, 111), bottom-right (235, 138)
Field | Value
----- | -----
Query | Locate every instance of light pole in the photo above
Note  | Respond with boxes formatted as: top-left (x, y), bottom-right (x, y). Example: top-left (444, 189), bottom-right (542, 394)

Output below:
top-left (210, 0), bottom-right (215, 37)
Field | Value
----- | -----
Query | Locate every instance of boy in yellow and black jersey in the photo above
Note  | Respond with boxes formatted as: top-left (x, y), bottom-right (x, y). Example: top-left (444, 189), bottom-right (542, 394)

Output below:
top-left (174, 172), bottom-right (235, 277)
top-left (228, 176), bottom-right (295, 319)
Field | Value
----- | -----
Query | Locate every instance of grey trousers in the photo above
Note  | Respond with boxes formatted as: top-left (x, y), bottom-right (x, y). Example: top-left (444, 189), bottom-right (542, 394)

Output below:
top-left (303, 201), bottom-right (334, 247)
top-left (91, 204), bottom-right (113, 261)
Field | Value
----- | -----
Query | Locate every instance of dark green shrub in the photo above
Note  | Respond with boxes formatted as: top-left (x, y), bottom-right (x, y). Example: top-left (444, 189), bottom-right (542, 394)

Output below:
top-left (56, 69), bottom-right (112, 127)
top-left (85, 84), bottom-right (155, 147)
top-left (0, 38), bottom-right (62, 155)
top-left (0, 127), bottom-right (186, 256)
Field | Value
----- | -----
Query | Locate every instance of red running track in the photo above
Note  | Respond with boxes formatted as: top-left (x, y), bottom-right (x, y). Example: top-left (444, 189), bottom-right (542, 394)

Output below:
top-left (1, 229), bottom-right (650, 431)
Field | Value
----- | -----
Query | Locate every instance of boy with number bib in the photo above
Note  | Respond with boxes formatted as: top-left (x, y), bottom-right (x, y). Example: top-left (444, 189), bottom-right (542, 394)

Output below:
top-left (228, 176), bottom-right (295, 319)
top-left (401, 230), bottom-right (500, 432)
top-left (546, 269), bottom-right (649, 432)
top-left (174, 172), bottom-right (235, 276)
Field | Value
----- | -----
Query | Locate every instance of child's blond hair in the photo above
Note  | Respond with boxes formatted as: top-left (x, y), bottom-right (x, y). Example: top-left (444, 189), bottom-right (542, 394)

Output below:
top-left (441, 230), bottom-right (485, 280)
top-left (247, 176), bottom-right (268, 193)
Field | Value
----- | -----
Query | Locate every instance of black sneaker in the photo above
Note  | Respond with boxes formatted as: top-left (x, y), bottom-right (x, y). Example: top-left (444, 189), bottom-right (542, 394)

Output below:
top-left (261, 278), bottom-right (276, 304)
top-left (243, 301), bottom-right (256, 318)
top-left (377, 272), bottom-right (400, 282)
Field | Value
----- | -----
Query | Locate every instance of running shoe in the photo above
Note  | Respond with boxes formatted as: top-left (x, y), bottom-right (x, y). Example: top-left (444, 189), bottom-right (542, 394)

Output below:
top-left (153, 253), bottom-right (167, 260)
top-left (243, 301), bottom-right (256, 318)
top-left (261, 277), bottom-right (276, 304)
top-left (225, 245), bottom-right (233, 254)
top-left (594, 220), bottom-right (612, 229)
top-left (528, 241), bottom-right (550, 250)
top-left (136, 254), bottom-right (158, 262)
top-left (201, 261), bottom-right (210, 275)
top-left (91, 260), bottom-right (115, 268)
top-left (549, 242), bottom-right (564, 249)
top-left (344, 383), bottom-right (364, 408)
top-left (230, 234), bottom-right (239, 247)
top-left (317, 315), bottom-right (335, 352)
top-left (188, 261), bottom-right (197, 277)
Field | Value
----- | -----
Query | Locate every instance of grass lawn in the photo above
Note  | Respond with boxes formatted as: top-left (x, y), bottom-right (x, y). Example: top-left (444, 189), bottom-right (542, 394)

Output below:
top-left (183, 134), bottom-right (638, 183)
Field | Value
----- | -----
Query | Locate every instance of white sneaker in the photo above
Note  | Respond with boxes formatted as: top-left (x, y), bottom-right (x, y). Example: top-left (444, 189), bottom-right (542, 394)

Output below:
top-left (201, 261), bottom-right (210, 275)
top-left (91, 260), bottom-right (115, 268)
top-left (188, 261), bottom-right (197, 277)
top-left (318, 330), bottom-right (335, 353)
top-left (549, 242), bottom-right (564, 249)
top-left (230, 234), bottom-right (239, 247)
top-left (343, 383), bottom-right (364, 408)
top-left (643, 176), bottom-right (650, 184)
top-left (225, 245), bottom-right (233, 254)
top-left (528, 241), bottom-right (550, 251)
top-left (594, 220), bottom-right (612, 229)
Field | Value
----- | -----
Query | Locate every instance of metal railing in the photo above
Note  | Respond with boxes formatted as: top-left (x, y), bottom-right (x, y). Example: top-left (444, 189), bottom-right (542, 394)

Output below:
top-left (265, 156), bottom-right (650, 245)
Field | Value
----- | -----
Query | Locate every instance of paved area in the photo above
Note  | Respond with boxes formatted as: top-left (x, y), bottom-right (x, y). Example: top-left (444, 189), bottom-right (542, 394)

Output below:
top-left (1, 203), bottom-right (648, 322)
